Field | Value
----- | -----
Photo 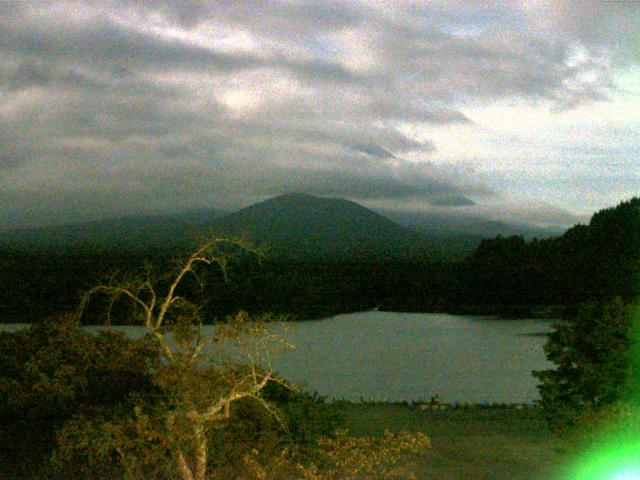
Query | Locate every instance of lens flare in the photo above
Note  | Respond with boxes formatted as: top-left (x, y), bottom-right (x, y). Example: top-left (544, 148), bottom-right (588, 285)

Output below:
top-left (610, 469), bottom-right (640, 480)
top-left (565, 304), bottom-right (640, 480)
top-left (567, 440), bottom-right (640, 479)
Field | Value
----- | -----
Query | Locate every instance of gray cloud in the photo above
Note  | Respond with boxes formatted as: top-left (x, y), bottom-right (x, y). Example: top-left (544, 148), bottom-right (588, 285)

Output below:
top-left (525, 1), bottom-right (640, 67)
top-left (1, 18), bottom-right (256, 74)
top-left (0, 127), bottom-right (31, 171)
top-left (254, 163), bottom-right (476, 205)
top-left (0, 1), bottom-right (637, 228)
top-left (5, 61), bottom-right (52, 90)
top-left (495, 203), bottom-right (590, 228)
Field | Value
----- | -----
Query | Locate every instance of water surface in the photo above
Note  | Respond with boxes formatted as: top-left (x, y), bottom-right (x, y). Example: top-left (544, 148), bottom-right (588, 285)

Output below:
top-left (265, 312), bottom-right (553, 404)
top-left (2, 312), bottom-right (554, 403)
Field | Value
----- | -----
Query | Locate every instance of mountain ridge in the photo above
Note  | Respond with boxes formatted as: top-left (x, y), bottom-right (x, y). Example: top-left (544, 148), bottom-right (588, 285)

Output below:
top-left (0, 208), bottom-right (227, 251)
top-left (0, 193), bottom-right (566, 259)
top-left (209, 193), bottom-right (435, 260)
top-left (377, 208), bottom-right (566, 240)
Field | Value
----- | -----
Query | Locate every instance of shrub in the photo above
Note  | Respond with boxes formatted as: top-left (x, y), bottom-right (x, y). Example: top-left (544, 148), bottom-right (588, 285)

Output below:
top-left (0, 315), bottom-right (159, 479)
top-left (239, 429), bottom-right (430, 480)
top-left (51, 353), bottom-right (347, 478)
top-left (533, 298), bottom-right (636, 431)
top-left (261, 379), bottom-right (344, 447)
top-left (0, 315), bottom-right (159, 421)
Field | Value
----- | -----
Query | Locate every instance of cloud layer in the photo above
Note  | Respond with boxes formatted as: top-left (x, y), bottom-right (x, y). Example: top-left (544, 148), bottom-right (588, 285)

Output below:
top-left (0, 1), bottom-right (638, 228)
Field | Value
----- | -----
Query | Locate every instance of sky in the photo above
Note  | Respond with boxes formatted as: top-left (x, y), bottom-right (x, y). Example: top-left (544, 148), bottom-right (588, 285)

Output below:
top-left (0, 0), bottom-right (638, 230)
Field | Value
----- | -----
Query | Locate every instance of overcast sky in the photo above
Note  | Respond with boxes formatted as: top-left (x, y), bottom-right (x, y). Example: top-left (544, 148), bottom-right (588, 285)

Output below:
top-left (1, 0), bottom-right (638, 229)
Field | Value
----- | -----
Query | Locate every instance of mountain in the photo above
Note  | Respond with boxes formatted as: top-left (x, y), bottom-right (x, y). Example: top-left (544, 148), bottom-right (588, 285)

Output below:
top-left (0, 208), bottom-right (227, 251)
top-left (210, 193), bottom-right (443, 260)
top-left (0, 194), bottom-right (484, 259)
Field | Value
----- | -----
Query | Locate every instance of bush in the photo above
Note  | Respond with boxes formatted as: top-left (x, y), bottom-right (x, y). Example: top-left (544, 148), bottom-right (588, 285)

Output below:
top-left (52, 372), bottom-right (346, 478)
top-left (0, 317), bottom-right (297, 478)
top-left (533, 298), bottom-right (636, 431)
top-left (239, 429), bottom-right (430, 480)
top-left (52, 397), bottom-right (175, 480)
top-left (0, 316), bottom-right (160, 478)
top-left (0, 315), bottom-right (159, 421)
top-left (261, 379), bottom-right (344, 446)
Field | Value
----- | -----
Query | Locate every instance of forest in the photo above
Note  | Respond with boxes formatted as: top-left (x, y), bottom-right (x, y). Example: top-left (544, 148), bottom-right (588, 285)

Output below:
top-left (1, 197), bottom-right (638, 324)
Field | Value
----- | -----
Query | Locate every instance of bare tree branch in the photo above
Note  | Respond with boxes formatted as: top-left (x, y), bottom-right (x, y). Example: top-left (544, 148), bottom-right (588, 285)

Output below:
top-left (76, 236), bottom-right (289, 480)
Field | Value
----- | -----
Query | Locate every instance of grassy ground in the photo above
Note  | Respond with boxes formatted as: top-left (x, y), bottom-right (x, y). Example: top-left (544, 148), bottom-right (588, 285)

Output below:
top-left (2, 404), bottom-right (574, 479)
top-left (341, 402), bottom-right (571, 480)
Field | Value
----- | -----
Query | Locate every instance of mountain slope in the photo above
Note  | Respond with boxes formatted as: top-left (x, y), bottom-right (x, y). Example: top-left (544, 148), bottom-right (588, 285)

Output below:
top-left (211, 193), bottom-right (446, 260)
top-left (0, 194), bottom-right (483, 259)
top-left (0, 208), bottom-right (226, 251)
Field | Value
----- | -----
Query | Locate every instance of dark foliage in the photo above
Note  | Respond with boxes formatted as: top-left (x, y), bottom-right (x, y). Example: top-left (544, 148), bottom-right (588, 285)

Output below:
top-left (0, 316), bottom-right (160, 478)
top-left (533, 298), bottom-right (637, 431)
top-left (0, 319), bottom-right (345, 479)
top-left (0, 247), bottom-right (156, 323)
top-left (0, 247), bottom-right (457, 323)
top-left (0, 197), bottom-right (638, 325)
top-left (51, 372), bottom-right (345, 478)
top-left (261, 379), bottom-right (344, 447)
top-left (457, 197), bottom-right (640, 311)
top-left (0, 316), bottom-right (159, 420)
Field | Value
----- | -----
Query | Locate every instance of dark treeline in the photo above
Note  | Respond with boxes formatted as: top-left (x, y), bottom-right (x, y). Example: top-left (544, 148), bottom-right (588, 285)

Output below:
top-left (457, 197), bottom-right (640, 313)
top-left (0, 247), bottom-right (148, 324)
top-left (1, 197), bottom-right (638, 324)
top-left (0, 247), bottom-right (456, 323)
top-left (203, 259), bottom-right (457, 320)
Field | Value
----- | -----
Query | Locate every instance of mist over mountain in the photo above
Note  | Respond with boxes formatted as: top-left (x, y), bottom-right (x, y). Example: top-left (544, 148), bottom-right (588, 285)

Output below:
top-left (0, 193), bottom-right (569, 259)
top-left (377, 209), bottom-right (567, 240)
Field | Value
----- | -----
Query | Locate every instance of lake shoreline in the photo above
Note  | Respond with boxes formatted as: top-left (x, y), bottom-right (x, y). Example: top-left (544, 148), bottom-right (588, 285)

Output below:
top-left (0, 303), bottom-right (566, 325)
top-left (1, 312), bottom-right (554, 404)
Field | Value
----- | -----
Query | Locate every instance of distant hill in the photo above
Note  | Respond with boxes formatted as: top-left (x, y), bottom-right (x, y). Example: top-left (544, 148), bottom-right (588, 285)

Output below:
top-left (0, 208), bottom-right (227, 251)
top-left (210, 193), bottom-right (451, 260)
top-left (0, 194), bottom-right (495, 259)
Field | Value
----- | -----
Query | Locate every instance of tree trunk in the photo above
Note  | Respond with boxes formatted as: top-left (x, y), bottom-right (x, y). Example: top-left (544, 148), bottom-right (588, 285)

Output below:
top-left (176, 448), bottom-right (195, 480)
top-left (194, 423), bottom-right (208, 480)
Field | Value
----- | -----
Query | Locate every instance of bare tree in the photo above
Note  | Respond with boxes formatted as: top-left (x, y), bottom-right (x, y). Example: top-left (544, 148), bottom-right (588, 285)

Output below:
top-left (71, 237), bottom-right (430, 480)
top-left (77, 237), bottom-right (290, 480)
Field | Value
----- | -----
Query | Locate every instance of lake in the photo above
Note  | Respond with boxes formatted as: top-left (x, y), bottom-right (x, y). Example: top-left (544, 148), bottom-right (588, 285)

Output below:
top-left (267, 312), bottom-right (554, 404)
top-left (1, 312), bottom-right (554, 404)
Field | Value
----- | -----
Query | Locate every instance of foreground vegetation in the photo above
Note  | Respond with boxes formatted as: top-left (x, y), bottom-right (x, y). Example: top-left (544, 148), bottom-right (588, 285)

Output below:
top-left (1, 198), bottom-right (639, 478)
top-left (0, 239), bottom-right (429, 479)
top-left (0, 390), bottom-right (567, 480)
top-left (343, 402), bottom-right (567, 480)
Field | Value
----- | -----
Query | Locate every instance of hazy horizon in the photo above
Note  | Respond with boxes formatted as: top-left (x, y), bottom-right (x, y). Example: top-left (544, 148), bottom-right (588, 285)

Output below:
top-left (0, 190), bottom-right (598, 233)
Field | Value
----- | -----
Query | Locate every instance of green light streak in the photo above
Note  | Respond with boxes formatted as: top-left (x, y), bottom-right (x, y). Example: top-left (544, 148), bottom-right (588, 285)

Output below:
top-left (564, 304), bottom-right (640, 480)
top-left (566, 438), bottom-right (640, 480)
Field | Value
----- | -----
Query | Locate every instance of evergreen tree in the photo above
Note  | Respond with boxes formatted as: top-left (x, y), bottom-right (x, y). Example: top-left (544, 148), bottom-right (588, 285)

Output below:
top-left (533, 298), bottom-right (635, 431)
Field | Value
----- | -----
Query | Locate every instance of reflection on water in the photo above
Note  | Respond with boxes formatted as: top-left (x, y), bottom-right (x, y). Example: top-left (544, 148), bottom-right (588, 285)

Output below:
top-left (2, 311), bottom-right (554, 403)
